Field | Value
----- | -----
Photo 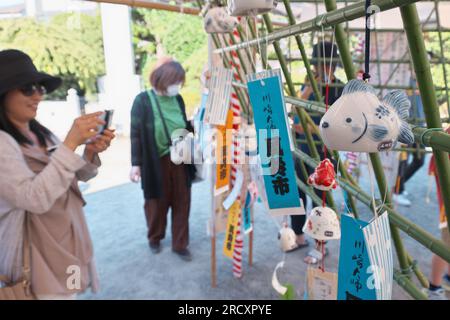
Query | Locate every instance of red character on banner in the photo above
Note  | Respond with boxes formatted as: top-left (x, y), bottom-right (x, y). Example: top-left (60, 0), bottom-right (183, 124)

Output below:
top-left (307, 159), bottom-right (338, 191)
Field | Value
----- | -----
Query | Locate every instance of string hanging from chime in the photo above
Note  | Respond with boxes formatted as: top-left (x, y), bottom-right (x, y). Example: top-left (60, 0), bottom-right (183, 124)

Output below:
top-left (319, 29), bottom-right (336, 273)
top-left (363, 0), bottom-right (372, 82)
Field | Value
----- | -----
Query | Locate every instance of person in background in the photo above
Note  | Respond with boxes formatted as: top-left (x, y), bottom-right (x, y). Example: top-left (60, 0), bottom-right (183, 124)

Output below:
top-left (0, 49), bottom-right (115, 299)
top-left (291, 41), bottom-right (343, 265)
top-left (130, 59), bottom-right (195, 261)
top-left (424, 126), bottom-right (450, 300)
top-left (392, 76), bottom-right (426, 207)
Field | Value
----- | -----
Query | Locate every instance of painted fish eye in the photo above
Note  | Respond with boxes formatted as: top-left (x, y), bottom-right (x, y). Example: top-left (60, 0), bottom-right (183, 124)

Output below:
top-left (346, 117), bottom-right (352, 123)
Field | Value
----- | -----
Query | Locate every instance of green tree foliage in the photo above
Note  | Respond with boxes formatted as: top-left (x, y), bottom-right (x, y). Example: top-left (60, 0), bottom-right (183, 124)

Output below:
top-left (0, 13), bottom-right (105, 100)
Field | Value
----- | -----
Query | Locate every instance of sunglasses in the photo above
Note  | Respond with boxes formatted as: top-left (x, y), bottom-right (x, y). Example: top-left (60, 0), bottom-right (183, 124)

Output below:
top-left (19, 83), bottom-right (47, 97)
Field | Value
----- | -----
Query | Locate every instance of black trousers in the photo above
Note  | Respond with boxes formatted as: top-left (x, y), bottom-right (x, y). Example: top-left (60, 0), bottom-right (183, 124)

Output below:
top-left (397, 144), bottom-right (425, 194)
top-left (290, 148), bottom-right (328, 235)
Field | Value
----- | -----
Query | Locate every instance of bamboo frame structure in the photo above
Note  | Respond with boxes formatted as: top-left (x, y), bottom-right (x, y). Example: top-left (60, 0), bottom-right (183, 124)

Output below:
top-left (214, 0), bottom-right (423, 54)
top-left (400, 4), bottom-right (450, 232)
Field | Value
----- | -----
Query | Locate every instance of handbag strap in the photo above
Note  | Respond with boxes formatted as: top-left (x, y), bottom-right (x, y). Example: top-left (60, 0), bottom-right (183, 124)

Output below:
top-left (22, 213), bottom-right (32, 295)
top-left (148, 90), bottom-right (172, 147)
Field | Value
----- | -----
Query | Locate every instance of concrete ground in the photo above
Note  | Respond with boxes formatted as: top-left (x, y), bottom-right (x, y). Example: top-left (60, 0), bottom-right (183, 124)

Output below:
top-left (78, 137), bottom-right (448, 300)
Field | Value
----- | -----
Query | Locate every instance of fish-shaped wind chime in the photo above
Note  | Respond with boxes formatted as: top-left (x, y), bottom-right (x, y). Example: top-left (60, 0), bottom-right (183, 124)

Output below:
top-left (319, 79), bottom-right (414, 153)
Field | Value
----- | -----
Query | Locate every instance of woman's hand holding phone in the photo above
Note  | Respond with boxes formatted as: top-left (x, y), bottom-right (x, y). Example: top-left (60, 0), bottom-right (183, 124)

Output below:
top-left (85, 129), bottom-right (116, 155)
top-left (63, 112), bottom-right (105, 151)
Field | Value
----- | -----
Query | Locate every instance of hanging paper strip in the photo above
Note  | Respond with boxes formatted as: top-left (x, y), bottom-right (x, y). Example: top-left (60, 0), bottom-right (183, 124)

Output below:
top-left (195, 93), bottom-right (209, 151)
top-left (223, 200), bottom-right (241, 259)
top-left (247, 69), bottom-right (303, 216)
top-left (204, 66), bottom-right (233, 126)
top-left (337, 214), bottom-right (377, 300)
top-left (223, 170), bottom-right (244, 210)
top-left (213, 193), bottom-right (228, 234)
top-left (362, 211), bottom-right (394, 300)
top-left (215, 109), bottom-right (233, 196)
top-left (243, 192), bottom-right (253, 234)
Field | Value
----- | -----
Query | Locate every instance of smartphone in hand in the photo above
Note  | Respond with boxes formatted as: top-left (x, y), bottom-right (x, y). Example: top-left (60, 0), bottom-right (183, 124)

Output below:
top-left (97, 110), bottom-right (114, 134)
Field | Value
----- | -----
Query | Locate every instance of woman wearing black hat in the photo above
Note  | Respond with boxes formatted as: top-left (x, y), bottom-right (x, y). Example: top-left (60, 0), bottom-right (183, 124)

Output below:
top-left (0, 49), bottom-right (115, 299)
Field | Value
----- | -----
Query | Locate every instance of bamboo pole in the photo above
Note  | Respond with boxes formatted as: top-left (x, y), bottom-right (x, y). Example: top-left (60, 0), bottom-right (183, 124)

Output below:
top-left (407, 253), bottom-right (429, 289)
top-left (89, 0), bottom-right (290, 27)
top-left (88, 0), bottom-right (201, 14)
top-left (346, 27), bottom-right (450, 33)
top-left (400, 3), bottom-right (450, 234)
top-left (380, 7), bottom-right (436, 89)
top-left (391, 147), bottom-right (431, 154)
top-left (291, 81), bottom-right (448, 92)
top-left (211, 232), bottom-right (217, 288)
top-left (282, 0), bottom-right (322, 102)
top-left (286, 57), bottom-right (450, 65)
top-left (434, 0), bottom-right (450, 115)
top-left (393, 270), bottom-right (428, 300)
top-left (322, 0), bottom-right (355, 80)
top-left (297, 177), bottom-right (324, 207)
top-left (215, 0), bottom-right (422, 54)
top-left (412, 127), bottom-right (450, 153)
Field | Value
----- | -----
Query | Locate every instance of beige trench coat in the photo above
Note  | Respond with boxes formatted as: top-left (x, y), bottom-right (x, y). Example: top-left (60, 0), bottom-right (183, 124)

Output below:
top-left (0, 130), bottom-right (100, 296)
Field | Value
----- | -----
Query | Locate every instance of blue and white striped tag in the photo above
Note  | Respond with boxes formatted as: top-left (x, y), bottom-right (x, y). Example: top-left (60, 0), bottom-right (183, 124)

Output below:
top-left (362, 211), bottom-right (393, 300)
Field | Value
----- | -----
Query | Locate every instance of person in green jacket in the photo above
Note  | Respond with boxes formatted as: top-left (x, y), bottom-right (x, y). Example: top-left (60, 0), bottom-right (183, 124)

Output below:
top-left (130, 59), bottom-right (195, 261)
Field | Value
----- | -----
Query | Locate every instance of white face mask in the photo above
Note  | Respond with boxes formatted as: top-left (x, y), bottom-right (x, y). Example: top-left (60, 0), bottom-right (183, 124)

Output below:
top-left (166, 84), bottom-right (181, 97)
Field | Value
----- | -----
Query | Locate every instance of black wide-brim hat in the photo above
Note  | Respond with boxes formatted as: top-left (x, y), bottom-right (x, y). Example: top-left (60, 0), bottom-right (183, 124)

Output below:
top-left (310, 41), bottom-right (340, 66)
top-left (0, 49), bottom-right (62, 97)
